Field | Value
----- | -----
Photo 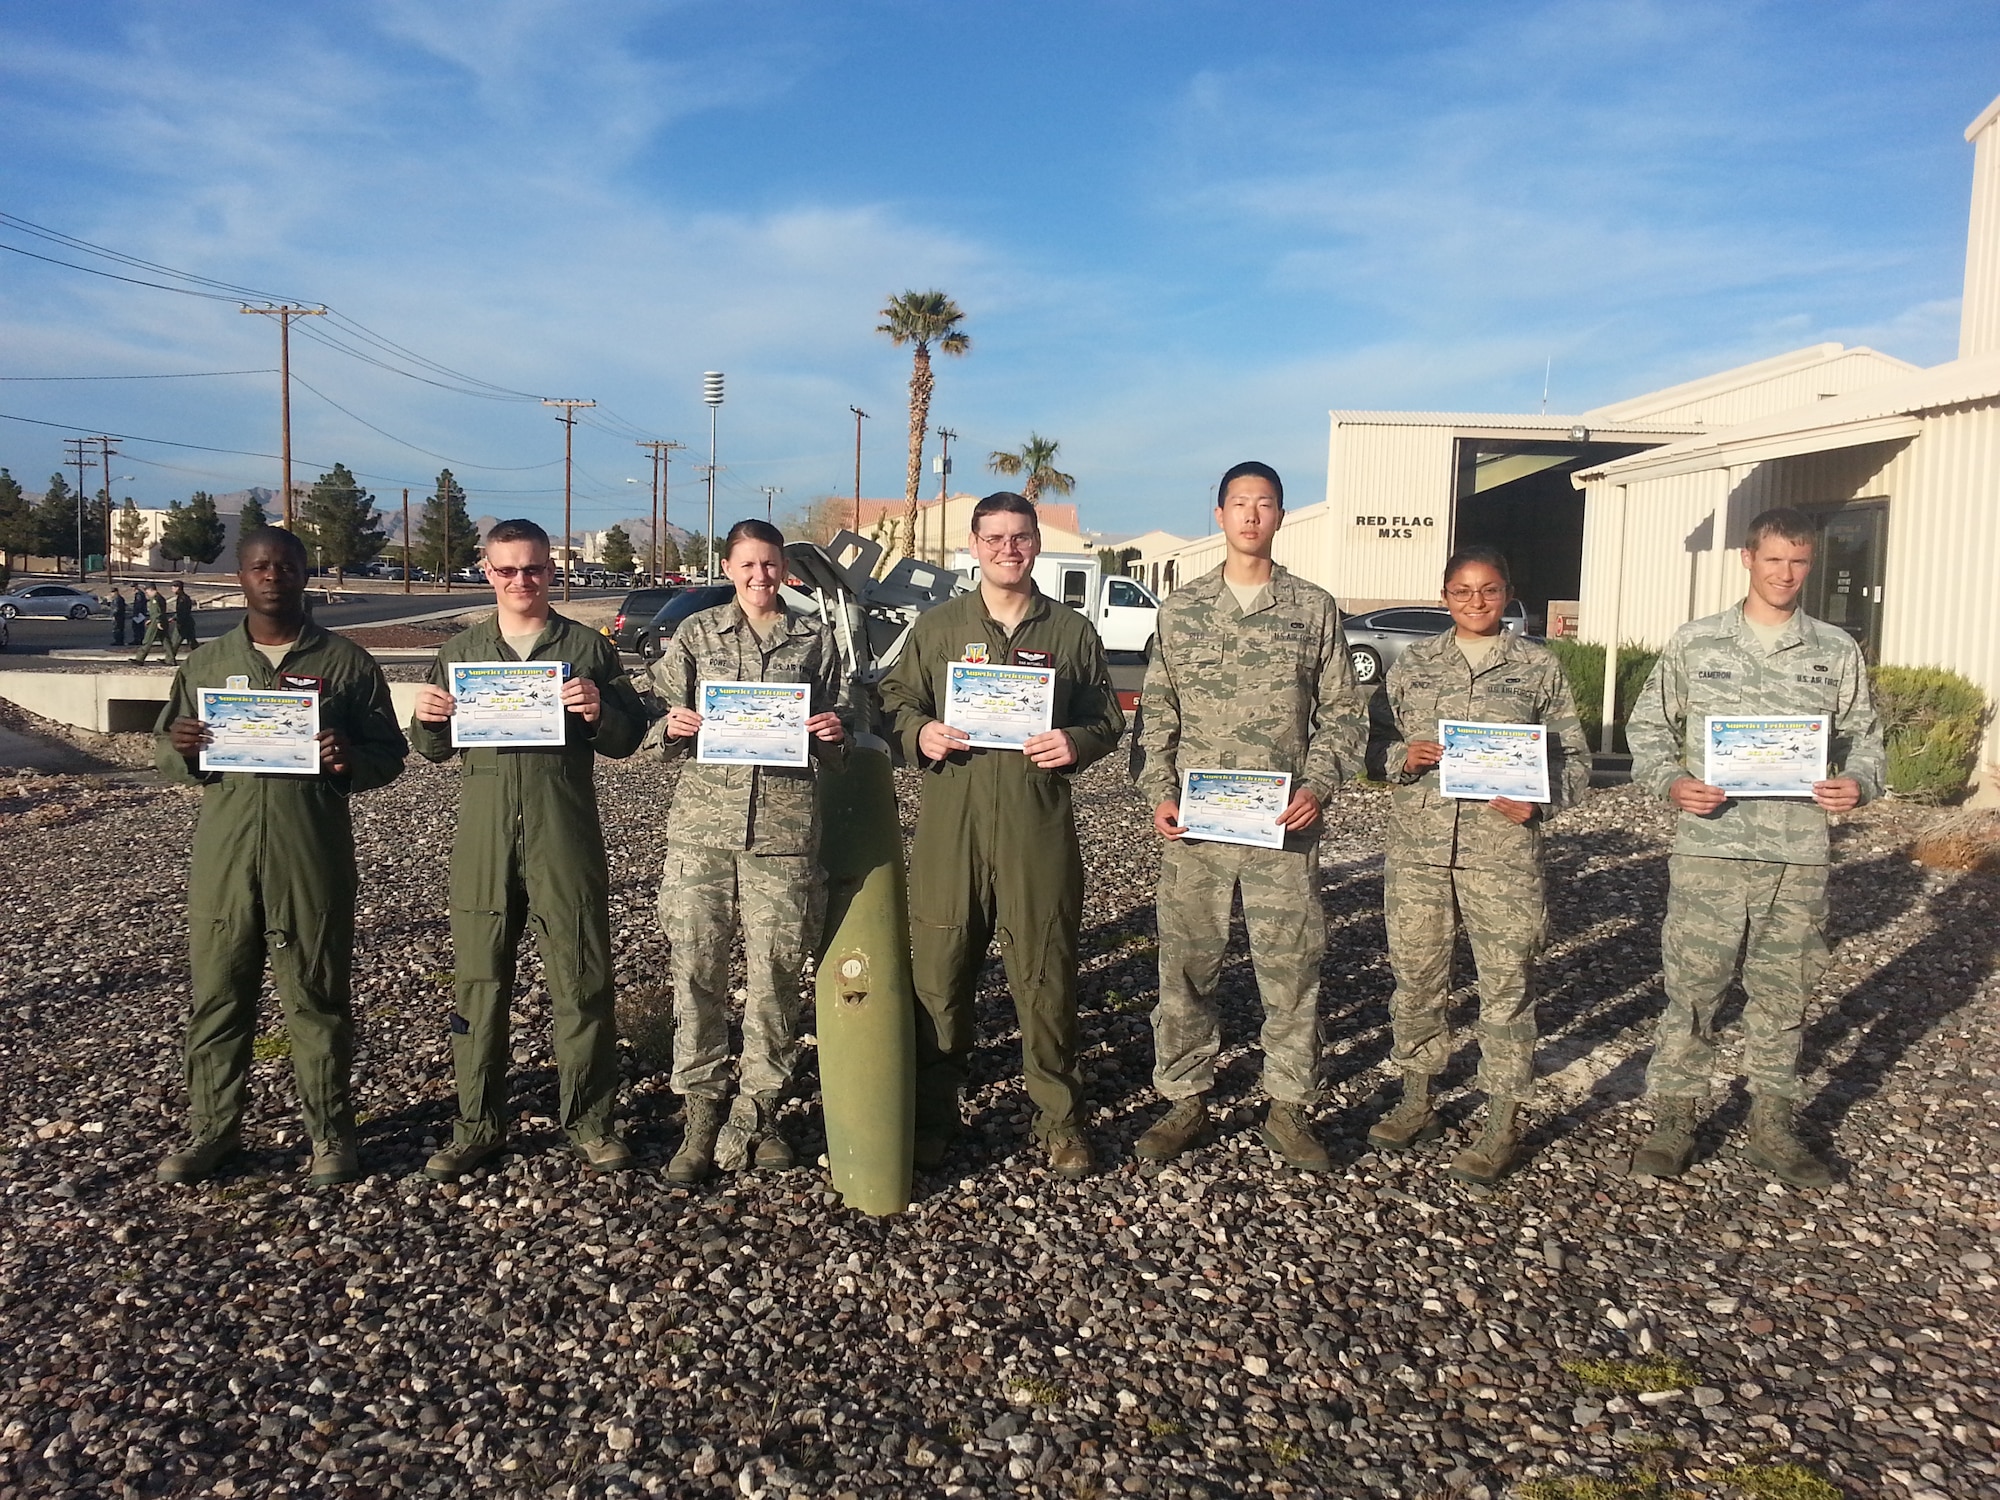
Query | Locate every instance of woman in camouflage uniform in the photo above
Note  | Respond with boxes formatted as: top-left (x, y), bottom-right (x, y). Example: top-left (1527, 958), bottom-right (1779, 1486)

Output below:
top-left (652, 520), bottom-right (848, 1183)
top-left (1367, 547), bottom-right (1590, 1182)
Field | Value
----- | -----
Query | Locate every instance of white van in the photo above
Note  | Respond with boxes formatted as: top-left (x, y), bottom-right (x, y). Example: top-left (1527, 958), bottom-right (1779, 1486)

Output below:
top-left (956, 549), bottom-right (1162, 654)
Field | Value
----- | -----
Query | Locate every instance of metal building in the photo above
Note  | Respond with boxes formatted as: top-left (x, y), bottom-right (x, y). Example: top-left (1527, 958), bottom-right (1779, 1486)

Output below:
top-left (1576, 90), bottom-right (2000, 777)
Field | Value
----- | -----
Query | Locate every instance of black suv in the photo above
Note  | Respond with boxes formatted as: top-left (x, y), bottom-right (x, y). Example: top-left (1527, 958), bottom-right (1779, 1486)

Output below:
top-left (609, 587), bottom-right (682, 652)
top-left (635, 585), bottom-right (735, 661)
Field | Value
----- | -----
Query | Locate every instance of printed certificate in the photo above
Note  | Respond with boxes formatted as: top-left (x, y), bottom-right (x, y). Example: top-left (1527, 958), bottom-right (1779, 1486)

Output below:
top-left (944, 661), bottom-right (1055, 750)
top-left (198, 688), bottom-right (321, 775)
top-left (1703, 714), bottom-right (1828, 798)
top-left (449, 661), bottom-right (568, 748)
top-left (1438, 719), bottom-right (1551, 803)
top-left (696, 680), bottom-right (811, 767)
top-left (1179, 769), bottom-right (1291, 849)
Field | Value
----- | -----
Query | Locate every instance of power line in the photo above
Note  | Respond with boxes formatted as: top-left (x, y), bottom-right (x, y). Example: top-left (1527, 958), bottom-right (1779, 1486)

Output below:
top-left (0, 211), bottom-right (302, 300)
top-left (0, 369), bottom-right (277, 381)
top-left (0, 240), bottom-right (254, 302)
top-left (289, 374), bottom-right (563, 472)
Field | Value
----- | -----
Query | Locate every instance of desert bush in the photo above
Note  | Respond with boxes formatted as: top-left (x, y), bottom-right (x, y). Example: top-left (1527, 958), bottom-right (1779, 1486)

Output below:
top-left (1546, 640), bottom-right (1660, 754)
top-left (1871, 665), bottom-right (1987, 803)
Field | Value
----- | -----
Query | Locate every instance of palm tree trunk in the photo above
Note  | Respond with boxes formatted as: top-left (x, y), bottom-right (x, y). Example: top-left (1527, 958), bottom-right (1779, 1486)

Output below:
top-left (1023, 472), bottom-right (1039, 505)
top-left (902, 346), bottom-right (933, 557)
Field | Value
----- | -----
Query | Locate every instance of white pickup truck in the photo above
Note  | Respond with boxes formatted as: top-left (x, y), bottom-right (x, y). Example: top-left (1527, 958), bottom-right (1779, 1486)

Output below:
top-left (956, 550), bottom-right (1162, 654)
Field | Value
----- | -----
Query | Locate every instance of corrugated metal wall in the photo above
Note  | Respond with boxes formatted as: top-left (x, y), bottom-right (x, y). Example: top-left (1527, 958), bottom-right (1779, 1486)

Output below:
top-left (1616, 351), bottom-right (1913, 429)
top-left (1322, 422), bottom-right (1457, 600)
top-left (1963, 111), bottom-right (2000, 359)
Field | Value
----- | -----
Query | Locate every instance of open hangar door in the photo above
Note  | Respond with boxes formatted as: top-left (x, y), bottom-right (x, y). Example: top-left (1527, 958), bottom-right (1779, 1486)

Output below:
top-left (1450, 436), bottom-right (1655, 631)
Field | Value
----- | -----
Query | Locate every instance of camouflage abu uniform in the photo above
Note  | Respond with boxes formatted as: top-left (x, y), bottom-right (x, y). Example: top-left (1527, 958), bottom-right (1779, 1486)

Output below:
top-left (1131, 564), bottom-right (1365, 1102)
top-left (650, 600), bottom-right (848, 1101)
top-left (1372, 630), bottom-right (1591, 1100)
top-left (1626, 603), bottom-right (1884, 1100)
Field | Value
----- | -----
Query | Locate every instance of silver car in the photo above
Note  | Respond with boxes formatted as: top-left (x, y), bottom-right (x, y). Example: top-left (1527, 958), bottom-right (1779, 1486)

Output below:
top-left (0, 582), bottom-right (102, 620)
top-left (1341, 602), bottom-right (1528, 687)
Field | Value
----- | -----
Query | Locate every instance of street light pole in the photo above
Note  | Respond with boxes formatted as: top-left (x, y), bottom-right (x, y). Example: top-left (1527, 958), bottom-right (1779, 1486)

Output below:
top-left (849, 405), bottom-right (868, 534)
top-left (703, 373), bottom-right (725, 579)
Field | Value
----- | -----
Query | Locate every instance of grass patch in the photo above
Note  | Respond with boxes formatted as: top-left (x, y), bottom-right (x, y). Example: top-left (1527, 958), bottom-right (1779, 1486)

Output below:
top-left (1144, 1416), bottom-right (1184, 1438)
top-left (1725, 1462), bottom-right (1841, 1500)
top-left (421, 968), bottom-right (455, 987)
top-left (616, 984), bottom-right (675, 1074)
top-left (1006, 1375), bottom-right (1068, 1407)
top-left (1559, 1354), bottom-right (1700, 1393)
top-left (251, 1032), bottom-right (291, 1061)
top-left (1518, 1474), bottom-right (1672, 1500)
top-left (1262, 1435), bottom-right (1306, 1466)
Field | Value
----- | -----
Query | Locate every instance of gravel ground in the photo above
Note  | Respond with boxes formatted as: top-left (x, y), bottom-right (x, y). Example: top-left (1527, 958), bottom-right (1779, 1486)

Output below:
top-left (1, 754), bottom-right (1996, 1500)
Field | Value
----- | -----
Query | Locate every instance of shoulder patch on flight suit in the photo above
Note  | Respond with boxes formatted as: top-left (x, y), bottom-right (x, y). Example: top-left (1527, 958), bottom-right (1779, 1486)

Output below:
top-left (226, 674), bottom-right (250, 689)
top-left (1015, 649), bottom-right (1053, 668)
top-left (963, 643), bottom-right (989, 663)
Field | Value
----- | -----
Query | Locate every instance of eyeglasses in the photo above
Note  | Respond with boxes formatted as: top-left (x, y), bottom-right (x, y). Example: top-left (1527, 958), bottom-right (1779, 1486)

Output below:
top-left (975, 532), bottom-right (1036, 554)
top-left (1444, 585), bottom-right (1507, 603)
top-left (487, 565), bottom-right (552, 580)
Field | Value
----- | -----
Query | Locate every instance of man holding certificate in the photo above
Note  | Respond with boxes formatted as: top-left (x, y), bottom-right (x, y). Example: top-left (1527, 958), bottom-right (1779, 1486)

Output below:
top-left (153, 527), bottom-right (407, 1189)
top-left (1129, 462), bottom-right (1366, 1172)
top-left (880, 492), bottom-right (1125, 1178)
top-left (649, 519), bottom-right (848, 1183)
top-left (1626, 507), bottom-right (1884, 1188)
top-left (408, 519), bottom-right (649, 1180)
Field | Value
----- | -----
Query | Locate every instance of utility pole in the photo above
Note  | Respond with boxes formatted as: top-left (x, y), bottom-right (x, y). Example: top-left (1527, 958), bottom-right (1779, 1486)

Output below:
top-left (703, 373), bottom-right (725, 579)
top-left (97, 437), bottom-right (120, 582)
top-left (849, 406), bottom-right (868, 534)
top-left (239, 303), bottom-right (327, 529)
top-left (401, 488), bottom-right (411, 595)
top-left (64, 437), bottom-right (90, 577)
top-left (761, 485), bottom-right (783, 521)
top-left (932, 426), bottom-right (957, 565)
top-left (635, 439), bottom-right (685, 581)
top-left (543, 399), bottom-right (596, 601)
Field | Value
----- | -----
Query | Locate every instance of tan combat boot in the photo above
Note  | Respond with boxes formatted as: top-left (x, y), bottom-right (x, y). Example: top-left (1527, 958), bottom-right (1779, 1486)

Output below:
top-left (1744, 1097), bottom-right (1832, 1188)
top-left (156, 1134), bottom-right (241, 1186)
top-left (574, 1133), bottom-right (635, 1173)
top-left (1134, 1097), bottom-right (1210, 1163)
top-left (308, 1139), bottom-right (362, 1188)
top-left (1630, 1097), bottom-right (1697, 1178)
top-left (667, 1097), bottom-right (726, 1185)
top-left (1045, 1124), bottom-right (1095, 1180)
top-left (424, 1136), bottom-right (505, 1182)
top-left (1260, 1101), bottom-right (1333, 1172)
top-left (1366, 1075), bottom-right (1442, 1151)
top-left (750, 1093), bottom-right (795, 1171)
top-left (1447, 1101), bottom-right (1522, 1184)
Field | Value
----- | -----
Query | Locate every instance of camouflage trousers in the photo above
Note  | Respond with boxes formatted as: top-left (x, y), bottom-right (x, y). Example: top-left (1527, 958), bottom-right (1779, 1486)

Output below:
top-left (657, 844), bottom-right (824, 1101)
top-left (1647, 854), bottom-right (1827, 1101)
top-left (1152, 836), bottom-right (1325, 1104)
top-left (1383, 857), bottom-right (1545, 1100)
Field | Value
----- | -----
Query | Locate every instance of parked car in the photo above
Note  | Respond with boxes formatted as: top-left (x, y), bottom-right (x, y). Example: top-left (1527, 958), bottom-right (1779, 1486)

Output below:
top-left (635, 585), bottom-right (735, 661)
top-left (609, 586), bottom-right (683, 651)
top-left (449, 566), bottom-right (483, 584)
top-left (1341, 601), bottom-right (1528, 686)
top-left (0, 582), bottom-right (102, 620)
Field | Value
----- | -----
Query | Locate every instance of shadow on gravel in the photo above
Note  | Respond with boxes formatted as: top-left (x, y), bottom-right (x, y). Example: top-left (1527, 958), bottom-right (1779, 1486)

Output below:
top-left (1800, 865), bottom-right (2000, 1135)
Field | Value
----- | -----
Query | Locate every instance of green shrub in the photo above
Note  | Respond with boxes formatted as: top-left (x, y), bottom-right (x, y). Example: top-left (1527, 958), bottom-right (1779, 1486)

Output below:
top-left (1546, 640), bottom-right (1660, 754)
top-left (1871, 665), bottom-right (1987, 803)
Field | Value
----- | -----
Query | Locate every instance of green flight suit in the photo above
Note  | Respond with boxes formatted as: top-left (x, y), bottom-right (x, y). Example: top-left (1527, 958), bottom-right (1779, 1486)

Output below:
top-left (407, 611), bottom-right (649, 1148)
top-left (154, 620), bottom-right (407, 1145)
top-left (879, 586), bottom-right (1126, 1138)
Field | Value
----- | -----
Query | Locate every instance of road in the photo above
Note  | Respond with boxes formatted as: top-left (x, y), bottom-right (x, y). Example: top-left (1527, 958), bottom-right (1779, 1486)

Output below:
top-left (0, 587), bottom-right (622, 665)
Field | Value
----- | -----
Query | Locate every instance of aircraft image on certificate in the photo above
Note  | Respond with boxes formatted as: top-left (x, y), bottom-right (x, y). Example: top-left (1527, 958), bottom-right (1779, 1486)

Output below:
top-left (1703, 714), bottom-right (1828, 798)
top-left (449, 661), bottom-right (568, 748)
top-left (1437, 719), bottom-right (1551, 802)
top-left (1179, 768), bottom-right (1291, 849)
top-left (696, 680), bottom-right (811, 767)
top-left (943, 661), bottom-right (1055, 750)
top-left (198, 688), bottom-right (321, 775)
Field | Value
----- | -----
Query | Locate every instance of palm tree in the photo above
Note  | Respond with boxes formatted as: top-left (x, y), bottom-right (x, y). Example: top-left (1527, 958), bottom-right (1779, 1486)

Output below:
top-left (878, 290), bottom-right (971, 555)
top-left (987, 433), bottom-right (1076, 506)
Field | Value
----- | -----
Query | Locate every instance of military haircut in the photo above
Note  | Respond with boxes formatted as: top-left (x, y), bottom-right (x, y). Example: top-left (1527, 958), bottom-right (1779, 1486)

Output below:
top-left (970, 491), bottom-right (1038, 535)
top-left (722, 518), bottom-right (785, 558)
top-left (486, 518), bottom-right (551, 550)
top-left (238, 525), bottom-right (308, 567)
top-left (1741, 507), bottom-right (1815, 551)
top-left (1217, 460), bottom-right (1284, 509)
top-left (1443, 545), bottom-right (1512, 588)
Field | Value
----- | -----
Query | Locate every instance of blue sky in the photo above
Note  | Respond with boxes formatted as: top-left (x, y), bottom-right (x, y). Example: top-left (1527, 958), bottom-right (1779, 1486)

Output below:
top-left (0, 1), bottom-right (1993, 542)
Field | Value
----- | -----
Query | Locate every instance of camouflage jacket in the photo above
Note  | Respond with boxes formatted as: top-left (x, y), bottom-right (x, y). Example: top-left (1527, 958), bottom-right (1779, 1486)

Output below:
top-left (1372, 629), bottom-right (1591, 869)
top-left (1130, 563), bottom-right (1365, 811)
top-left (1627, 602), bottom-right (1884, 865)
top-left (649, 600), bottom-right (849, 854)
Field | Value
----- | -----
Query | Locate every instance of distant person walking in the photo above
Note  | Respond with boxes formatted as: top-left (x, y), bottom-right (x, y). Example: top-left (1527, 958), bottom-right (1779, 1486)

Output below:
top-left (132, 585), bottom-right (177, 665)
top-left (173, 581), bottom-right (198, 649)
top-left (109, 587), bottom-right (128, 649)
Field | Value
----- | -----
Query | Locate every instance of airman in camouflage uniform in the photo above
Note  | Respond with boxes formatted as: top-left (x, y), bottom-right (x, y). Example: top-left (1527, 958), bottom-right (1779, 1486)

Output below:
top-left (1367, 562), bottom-right (1590, 1181)
top-left (1129, 462), bottom-right (1366, 1171)
top-left (1626, 508), bottom-right (1883, 1187)
top-left (651, 520), bottom-right (849, 1181)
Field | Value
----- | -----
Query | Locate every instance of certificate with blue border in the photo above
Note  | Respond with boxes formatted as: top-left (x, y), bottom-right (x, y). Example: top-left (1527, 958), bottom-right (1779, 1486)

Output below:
top-left (198, 688), bottom-right (320, 775)
top-left (449, 661), bottom-right (567, 748)
top-left (1179, 768), bottom-right (1290, 849)
top-left (943, 662), bottom-right (1055, 750)
top-left (696, 680), bottom-right (811, 766)
top-left (1703, 714), bottom-right (1827, 797)
top-left (1437, 719), bottom-right (1551, 802)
